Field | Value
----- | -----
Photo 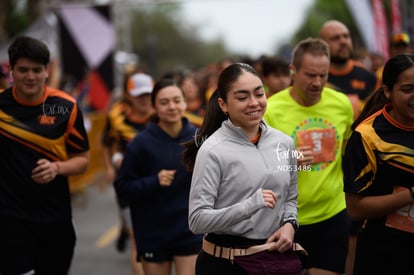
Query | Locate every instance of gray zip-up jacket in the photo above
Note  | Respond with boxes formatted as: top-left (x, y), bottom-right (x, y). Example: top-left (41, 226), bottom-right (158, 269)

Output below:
top-left (189, 119), bottom-right (298, 239)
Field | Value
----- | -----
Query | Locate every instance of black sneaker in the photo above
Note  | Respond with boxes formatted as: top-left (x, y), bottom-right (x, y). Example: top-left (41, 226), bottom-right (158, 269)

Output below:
top-left (116, 229), bottom-right (129, 252)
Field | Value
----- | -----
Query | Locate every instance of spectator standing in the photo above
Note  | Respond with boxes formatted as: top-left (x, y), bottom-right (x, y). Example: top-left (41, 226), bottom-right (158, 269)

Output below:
top-left (0, 36), bottom-right (89, 274)
top-left (115, 78), bottom-right (202, 275)
top-left (320, 20), bottom-right (378, 120)
top-left (343, 54), bottom-right (414, 275)
top-left (183, 63), bottom-right (302, 275)
top-left (264, 38), bottom-right (354, 275)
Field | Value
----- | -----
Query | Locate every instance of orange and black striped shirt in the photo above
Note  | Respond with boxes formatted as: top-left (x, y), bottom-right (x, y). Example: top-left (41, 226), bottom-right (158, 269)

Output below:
top-left (0, 86), bottom-right (89, 222)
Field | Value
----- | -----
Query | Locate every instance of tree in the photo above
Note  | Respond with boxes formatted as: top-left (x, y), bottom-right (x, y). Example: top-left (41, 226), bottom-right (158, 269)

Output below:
top-left (288, 0), bottom-right (362, 52)
top-left (125, 2), bottom-right (229, 77)
top-left (1, 0), bottom-right (59, 43)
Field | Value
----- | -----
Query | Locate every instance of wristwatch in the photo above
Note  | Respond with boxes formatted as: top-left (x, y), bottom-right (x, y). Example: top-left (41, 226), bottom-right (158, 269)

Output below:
top-left (284, 219), bottom-right (299, 232)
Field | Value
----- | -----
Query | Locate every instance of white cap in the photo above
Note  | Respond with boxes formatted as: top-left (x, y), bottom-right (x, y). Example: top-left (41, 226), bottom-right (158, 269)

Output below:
top-left (127, 73), bottom-right (153, 96)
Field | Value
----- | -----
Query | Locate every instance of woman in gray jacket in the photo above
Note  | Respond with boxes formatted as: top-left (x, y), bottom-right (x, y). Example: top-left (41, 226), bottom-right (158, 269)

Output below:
top-left (183, 63), bottom-right (303, 274)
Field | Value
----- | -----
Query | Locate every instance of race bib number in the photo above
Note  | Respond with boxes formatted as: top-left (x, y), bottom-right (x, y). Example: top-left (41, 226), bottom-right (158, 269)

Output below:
top-left (296, 128), bottom-right (336, 163)
top-left (386, 186), bottom-right (414, 233)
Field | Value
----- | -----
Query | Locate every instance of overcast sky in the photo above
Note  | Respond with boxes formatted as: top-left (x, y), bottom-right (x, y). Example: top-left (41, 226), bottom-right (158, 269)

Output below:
top-left (181, 0), bottom-right (314, 57)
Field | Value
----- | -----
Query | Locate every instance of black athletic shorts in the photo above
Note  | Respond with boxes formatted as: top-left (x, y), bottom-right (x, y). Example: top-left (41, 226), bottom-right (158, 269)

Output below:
top-left (0, 216), bottom-right (76, 275)
top-left (138, 243), bottom-right (201, 262)
top-left (294, 209), bottom-right (349, 274)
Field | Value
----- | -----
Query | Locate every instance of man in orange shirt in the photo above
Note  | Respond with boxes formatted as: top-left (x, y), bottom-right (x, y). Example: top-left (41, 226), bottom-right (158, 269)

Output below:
top-left (320, 20), bottom-right (379, 121)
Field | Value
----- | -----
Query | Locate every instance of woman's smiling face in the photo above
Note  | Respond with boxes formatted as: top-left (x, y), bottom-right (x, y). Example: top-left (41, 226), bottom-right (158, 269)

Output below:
top-left (218, 70), bottom-right (266, 134)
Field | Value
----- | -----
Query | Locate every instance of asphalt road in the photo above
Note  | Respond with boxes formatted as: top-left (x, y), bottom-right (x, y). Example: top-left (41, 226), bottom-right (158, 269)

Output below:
top-left (69, 183), bottom-right (131, 275)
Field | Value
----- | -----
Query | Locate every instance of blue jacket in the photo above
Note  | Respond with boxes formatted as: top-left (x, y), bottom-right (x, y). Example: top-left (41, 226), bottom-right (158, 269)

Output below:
top-left (115, 118), bottom-right (203, 251)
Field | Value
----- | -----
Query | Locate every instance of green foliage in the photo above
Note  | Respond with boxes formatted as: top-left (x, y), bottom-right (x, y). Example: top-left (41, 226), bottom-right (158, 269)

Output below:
top-left (292, 0), bottom-right (356, 45)
top-left (127, 2), bottom-right (229, 77)
top-left (5, 0), bottom-right (30, 38)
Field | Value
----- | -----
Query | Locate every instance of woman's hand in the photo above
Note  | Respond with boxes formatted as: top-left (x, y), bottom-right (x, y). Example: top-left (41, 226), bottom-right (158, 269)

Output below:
top-left (266, 222), bottom-right (295, 253)
top-left (262, 189), bottom-right (277, 209)
top-left (158, 169), bottom-right (176, 186)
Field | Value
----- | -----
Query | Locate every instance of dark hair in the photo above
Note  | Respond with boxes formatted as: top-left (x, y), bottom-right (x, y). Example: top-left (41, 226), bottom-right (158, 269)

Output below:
top-left (151, 77), bottom-right (180, 106)
top-left (352, 54), bottom-right (414, 129)
top-left (182, 63), bottom-right (259, 170)
top-left (8, 36), bottom-right (50, 69)
top-left (261, 56), bottom-right (289, 77)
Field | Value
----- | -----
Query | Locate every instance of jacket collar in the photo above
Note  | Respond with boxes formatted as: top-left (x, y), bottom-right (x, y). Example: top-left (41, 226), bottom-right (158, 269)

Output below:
top-left (220, 119), bottom-right (268, 144)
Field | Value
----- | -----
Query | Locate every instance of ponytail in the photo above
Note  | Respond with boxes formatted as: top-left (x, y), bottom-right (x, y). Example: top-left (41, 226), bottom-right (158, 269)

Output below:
top-left (182, 90), bottom-right (227, 170)
top-left (352, 87), bottom-right (389, 130)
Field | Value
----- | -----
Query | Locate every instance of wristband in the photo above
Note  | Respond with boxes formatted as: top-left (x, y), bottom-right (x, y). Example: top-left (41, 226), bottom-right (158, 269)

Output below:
top-left (407, 186), bottom-right (414, 201)
top-left (112, 152), bottom-right (123, 166)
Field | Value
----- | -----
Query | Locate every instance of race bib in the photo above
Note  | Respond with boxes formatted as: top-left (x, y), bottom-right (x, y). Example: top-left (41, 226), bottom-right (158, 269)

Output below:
top-left (297, 128), bottom-right (336, 163)
top-left (386, 186), bottom-right (414, 233)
